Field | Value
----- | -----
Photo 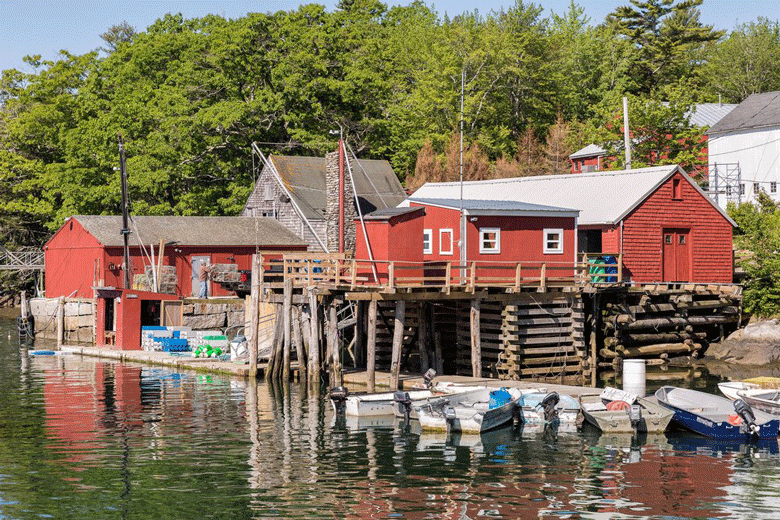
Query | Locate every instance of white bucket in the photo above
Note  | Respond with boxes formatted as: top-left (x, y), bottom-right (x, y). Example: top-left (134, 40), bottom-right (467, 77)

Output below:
top-left (623, 359), bottom-right (646, 397)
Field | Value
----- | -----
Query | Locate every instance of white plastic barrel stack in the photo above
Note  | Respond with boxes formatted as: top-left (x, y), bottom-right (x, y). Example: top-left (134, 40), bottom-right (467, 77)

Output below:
top-left (622, 359), bottom-right (646, 397)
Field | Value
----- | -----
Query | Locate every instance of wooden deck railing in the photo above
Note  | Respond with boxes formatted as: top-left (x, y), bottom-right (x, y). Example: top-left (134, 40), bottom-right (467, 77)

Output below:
top-left (255, 253), bottom-right (623, 292)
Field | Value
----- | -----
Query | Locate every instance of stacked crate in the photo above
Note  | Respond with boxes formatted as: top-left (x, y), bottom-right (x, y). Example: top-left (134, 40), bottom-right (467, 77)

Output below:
top-left (455, 301), bottom-right (504, 377)
top-left (181, 330), bottom-right (226, 352)
top-left (496, 296), bottom-right (582, 380)
top-left (142, 326), bottom-right (172, 351)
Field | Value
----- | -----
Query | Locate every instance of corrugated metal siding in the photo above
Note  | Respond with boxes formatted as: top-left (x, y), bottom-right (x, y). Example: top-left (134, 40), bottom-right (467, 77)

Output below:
top-left (622, 172), bottom-right (733, 283)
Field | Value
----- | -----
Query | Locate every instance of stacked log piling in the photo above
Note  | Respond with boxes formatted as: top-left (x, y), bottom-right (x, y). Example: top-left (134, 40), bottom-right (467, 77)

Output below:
top-left (596, 285), bottom-right (743, 367)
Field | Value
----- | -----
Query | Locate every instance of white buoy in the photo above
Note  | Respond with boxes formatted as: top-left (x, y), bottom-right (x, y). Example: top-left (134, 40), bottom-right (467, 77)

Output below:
top-left (623, 359), bottom-right (646, 397)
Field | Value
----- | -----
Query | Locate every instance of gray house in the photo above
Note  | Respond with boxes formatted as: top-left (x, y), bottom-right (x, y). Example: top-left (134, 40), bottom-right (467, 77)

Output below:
top-left (242, 152), bottom-right (407, 252)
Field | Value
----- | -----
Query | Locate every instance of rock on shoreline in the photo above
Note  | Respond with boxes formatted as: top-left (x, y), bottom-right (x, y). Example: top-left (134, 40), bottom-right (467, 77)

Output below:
top-left (705, 319), bottom-right (780, 365)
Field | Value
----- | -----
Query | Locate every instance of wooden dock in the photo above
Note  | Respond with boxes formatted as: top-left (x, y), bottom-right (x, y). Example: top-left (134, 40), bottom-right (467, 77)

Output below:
top-left (247, 253), bottom-right (743, 389)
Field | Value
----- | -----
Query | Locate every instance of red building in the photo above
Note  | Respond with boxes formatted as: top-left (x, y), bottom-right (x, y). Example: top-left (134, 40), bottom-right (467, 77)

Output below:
top-left (44, 215), bottom-right (307, 299)
top-left (356, 198), bottom-right (579, 285)
top-left (407, 165), bottom-right (736, 284)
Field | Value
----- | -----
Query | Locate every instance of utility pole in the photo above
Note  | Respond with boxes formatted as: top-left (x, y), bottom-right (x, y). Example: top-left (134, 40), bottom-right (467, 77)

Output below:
top-left (118, 135), bottom-right (132, 289)
top-left (459, 69), bottom-right (466, 282)
top-left (623, 97), bottom-right (632, 169)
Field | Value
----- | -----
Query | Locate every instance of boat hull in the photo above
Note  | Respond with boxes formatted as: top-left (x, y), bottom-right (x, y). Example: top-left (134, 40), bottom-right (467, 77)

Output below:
top-left (656, 386), bottom-right (780, 440)
top-left (740, 389), bottom-right (780, 416)
top-left (580, 395), bottom-right (674, 433)
top-left (417, 388), bottom-right (521, 434)
top-left (518, 392), bottom-right (581, 427)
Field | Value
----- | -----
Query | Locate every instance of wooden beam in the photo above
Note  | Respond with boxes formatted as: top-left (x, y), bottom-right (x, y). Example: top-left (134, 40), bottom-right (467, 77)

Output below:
top-left (470, 299), bottom-right (481, 378)
top-left (293, 305), bottom-right (306, 379)
top-left (367, 299), bottom-right (377, 393)
top-left (389, 300), bottom-right (406, 390)
top-left (249, 254), bottom-right (261, 377)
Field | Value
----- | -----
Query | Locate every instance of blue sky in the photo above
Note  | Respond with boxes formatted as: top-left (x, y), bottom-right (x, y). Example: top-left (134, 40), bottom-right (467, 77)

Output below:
top-left (0, 0), bottom-right (777, 73)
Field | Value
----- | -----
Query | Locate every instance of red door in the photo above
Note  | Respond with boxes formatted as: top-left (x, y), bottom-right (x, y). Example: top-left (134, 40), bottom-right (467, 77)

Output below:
top-left (663, 229), bottom-right (690, 282)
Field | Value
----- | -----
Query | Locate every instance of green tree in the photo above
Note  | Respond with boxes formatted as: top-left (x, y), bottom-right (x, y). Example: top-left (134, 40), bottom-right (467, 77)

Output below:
top-left (703, 18), bottom-right (780, 103)
top-left (729, 193), bottom-right (780, 316)
top-left (607, 0), bottom-right (722, 94)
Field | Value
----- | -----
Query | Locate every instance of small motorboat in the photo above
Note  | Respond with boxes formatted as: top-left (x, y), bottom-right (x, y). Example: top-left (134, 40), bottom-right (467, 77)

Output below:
top-left (739, 388), bottom-right (780, 416)
top-left (579, 387), bottom-right (674, 434)
top-left (718, 377), bottom-right (780, 400)
top-left (416, 387), bottom-right (523, 434)
top-left (518, 391), bottom-right (582, 428)
top-left (329, 369), bottom-right (438, 417)
top-left (655, 386), bottom-right (780, 440)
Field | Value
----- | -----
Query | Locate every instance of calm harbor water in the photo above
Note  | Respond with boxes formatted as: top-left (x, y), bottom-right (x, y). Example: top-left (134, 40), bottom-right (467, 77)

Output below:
top-left (1, 315), bottom-right (780, 519)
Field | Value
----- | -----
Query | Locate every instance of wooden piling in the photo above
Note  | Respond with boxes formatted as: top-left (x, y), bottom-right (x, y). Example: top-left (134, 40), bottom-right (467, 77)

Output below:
top-left (283, 277), bottom-right (292, 380)
top-left (328, 301), bottom-right (341, 387)
top-left (418, 302), bottom-right (430, 373)
top-left (470, 299), bottom-right (481, 378)
top-left (308, 289), bottom-right (320, 385)
top-left (390, 300), bottom-right (406, 390)
top-left (249, 254), bottom-right (261, 377)
top-left (367, 298), bottom-right (377, 393)
top-left (57, 296), bottom-right (65, 347)
top-left (293, 305), bottom-right (306, 379)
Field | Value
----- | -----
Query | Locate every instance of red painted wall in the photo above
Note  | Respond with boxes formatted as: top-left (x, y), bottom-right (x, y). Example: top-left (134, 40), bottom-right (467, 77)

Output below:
top-left (621, 171), bottom-right (733, 283)
top-left (570, 156), bottom-right (602, 173)
top-left (355, 212), bottom-right (424, 284)
top-left (45, 218), bottom-right (306, 298)
top-left (411, 203), bottom-right (576, 282)
top-left (96, 289), bottom-right (180, 350)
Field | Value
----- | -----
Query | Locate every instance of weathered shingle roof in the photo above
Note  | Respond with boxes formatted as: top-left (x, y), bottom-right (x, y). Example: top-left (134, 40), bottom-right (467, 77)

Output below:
top-left (402, 165), bottom-right (736, 227)
top-left (362, 206), bottom-right (425, 221)
top-left (708, 92), bottom-right (780, 135)
top-left (68, 216), bottom-right (307, 247)
top-left (408, 198), bottom-right (578, 215)
top-left (266, 155), bottom-right (407, 221)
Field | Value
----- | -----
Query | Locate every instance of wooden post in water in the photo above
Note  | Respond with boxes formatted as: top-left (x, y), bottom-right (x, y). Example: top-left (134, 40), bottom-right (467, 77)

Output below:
top-left (366, 298), bottom-right (377, 393)
top-left (355, 301), bottom-right (365, 368)
top-left (283, 277), bottom-right (292, 381)
top-left (57, 296), bottom-right (65, 347)
top-left (308, 289), bottom-right (320, 385)
top-left (249, 254), bottom-right (261, 377)
top-left (390, 300), bottom-right (406, 390)
top-left (328, 301), bottom-right (341, 386)
top-left (470, 299), bottom-right (481, 378)
top-left (418, 302), bottom-right (430, 373)
top-left (293, 305), bottom-right (306, 380)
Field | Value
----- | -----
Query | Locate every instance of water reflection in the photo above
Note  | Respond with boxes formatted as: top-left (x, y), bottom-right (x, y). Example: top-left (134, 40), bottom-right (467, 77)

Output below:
top-left (1, 318), bottom-right (780, 518)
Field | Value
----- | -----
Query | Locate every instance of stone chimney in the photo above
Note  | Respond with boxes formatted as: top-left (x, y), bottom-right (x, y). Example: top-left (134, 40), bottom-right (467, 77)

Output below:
top-left (325, 150), bottom-right (357, 253)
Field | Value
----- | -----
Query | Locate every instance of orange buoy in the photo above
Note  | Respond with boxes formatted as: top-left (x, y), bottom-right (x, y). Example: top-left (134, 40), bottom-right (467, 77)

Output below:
top-left (728, 414), bottom-right (743, 426)
top-left (606, 400), bottom-right (630, 411)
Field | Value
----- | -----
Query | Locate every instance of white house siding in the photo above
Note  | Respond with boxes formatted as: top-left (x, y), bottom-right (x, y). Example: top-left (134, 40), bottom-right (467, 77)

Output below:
top-left (708, 125), bottom-right (780, 207)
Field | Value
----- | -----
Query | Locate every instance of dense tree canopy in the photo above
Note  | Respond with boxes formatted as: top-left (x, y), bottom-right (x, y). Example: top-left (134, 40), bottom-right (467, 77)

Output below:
top-left (0, 0), bottom-right (776, 249)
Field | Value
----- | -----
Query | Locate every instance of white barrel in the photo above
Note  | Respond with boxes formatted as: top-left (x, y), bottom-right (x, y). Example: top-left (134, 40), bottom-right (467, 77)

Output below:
top-left (623, 359), bottom-right (646, 397)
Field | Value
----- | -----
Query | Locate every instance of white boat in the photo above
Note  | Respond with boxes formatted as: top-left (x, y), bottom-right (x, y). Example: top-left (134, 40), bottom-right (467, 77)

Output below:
top-left (394, 384), bottom-right (498, 420)
top-left (719, 377), bottom-right (780, 400)
top-left (329, 379), bottom-right (483, 418)
top-left (331, 387), bottom-right (442, 417)
top-left (738, 388), bottom-right (780, 416)
top-left (719, 381), bottom-right (760, 400)
top-left (579, 387), bottom-right (674, 433)
top-left (518, 391), bottom-right (582, 427)
top-left (417, 387), bottom-right (523, 434)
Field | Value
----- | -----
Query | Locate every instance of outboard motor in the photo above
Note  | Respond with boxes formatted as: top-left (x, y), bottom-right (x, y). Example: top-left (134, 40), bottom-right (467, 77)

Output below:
top-left (330, 386), bottom-right (349, 415)
top-left (422, 368), bottom-right (437, 388)
top-left (444, 406), bottom-right (457, 431)
top-left (628, 404), bottom-right (643, 432)
top-left (734, 399), bottom-right (760, 435)
top-left (539, 392), bottom-right (560, 422)
top-left (394, 391), bottom-right (413, 422)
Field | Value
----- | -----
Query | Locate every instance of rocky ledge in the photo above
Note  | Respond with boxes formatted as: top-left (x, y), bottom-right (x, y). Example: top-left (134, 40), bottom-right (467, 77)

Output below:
top-left (704, 319), bottom-right (780, 365)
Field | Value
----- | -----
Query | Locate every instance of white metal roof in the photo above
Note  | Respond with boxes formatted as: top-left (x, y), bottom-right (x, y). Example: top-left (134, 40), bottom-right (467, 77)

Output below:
top-left (402, 165), bottom-right (736, 227)
top-left (408, 198), bottom-right (578, 216)
top-left (569, 143), bottom-right (607, 159)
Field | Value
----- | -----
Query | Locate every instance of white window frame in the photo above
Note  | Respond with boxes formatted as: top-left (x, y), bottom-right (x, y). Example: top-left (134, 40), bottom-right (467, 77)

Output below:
top-left (479, 227), bottom-right (501, 254)
top-left (543, 228), bottom-right (564, 254)
top-left (439, 229), bottom-right (453, 255)
top-left (423, 229), bottom-right (432, 255)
